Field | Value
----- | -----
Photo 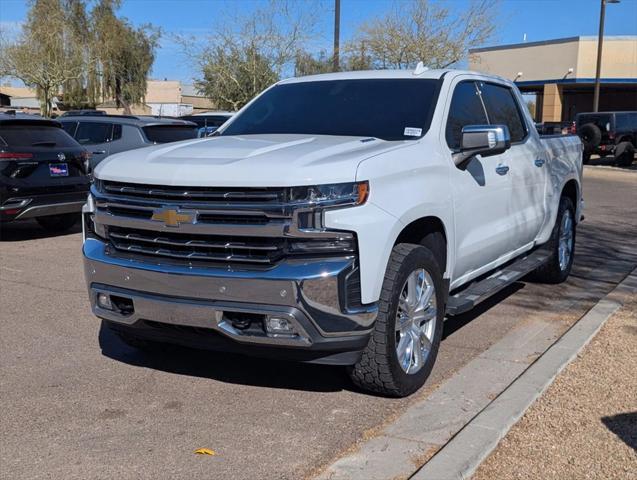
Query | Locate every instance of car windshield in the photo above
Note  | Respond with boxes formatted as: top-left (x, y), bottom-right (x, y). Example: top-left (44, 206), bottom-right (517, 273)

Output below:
top-left (221, 79), bottom-right (441, 141)
top-left (0, 124), bottom-right (78, 148)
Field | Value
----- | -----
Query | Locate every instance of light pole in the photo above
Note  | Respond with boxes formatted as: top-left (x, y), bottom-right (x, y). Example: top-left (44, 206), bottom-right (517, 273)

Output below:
top-left (333, 0), bottom-right (341, 72)
top-left (593, 0), bottom-right (620, 112)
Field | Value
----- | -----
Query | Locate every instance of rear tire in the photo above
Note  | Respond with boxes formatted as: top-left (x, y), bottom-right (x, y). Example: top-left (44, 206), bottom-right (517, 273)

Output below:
top-left (532, 196), bottom-right (576, 284)
top-left (614, 141), bottom-right (635, 167)
top-left (348, 243), bottom-right (445, 397)
top-left (579, 123), bottom-right (602, 155)
top-left (36, 213), bottom-right (78, 232)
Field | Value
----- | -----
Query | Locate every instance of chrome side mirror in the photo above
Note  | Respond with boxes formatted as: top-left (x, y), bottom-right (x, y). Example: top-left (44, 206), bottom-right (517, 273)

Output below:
top-left (454, 125), bottom-right (511, 166)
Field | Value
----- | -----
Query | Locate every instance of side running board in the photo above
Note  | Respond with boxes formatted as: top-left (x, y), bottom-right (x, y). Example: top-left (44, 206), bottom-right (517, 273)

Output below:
top-left (445, 250), bottom-right (550, 316)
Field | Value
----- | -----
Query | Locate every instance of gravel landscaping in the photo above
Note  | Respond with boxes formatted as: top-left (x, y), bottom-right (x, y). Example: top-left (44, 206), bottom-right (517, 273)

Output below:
top-left (473, 294), bottom-right (637, 480)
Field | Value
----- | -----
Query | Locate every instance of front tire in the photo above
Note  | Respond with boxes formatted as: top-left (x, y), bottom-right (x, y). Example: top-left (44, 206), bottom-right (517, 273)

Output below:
top-left (532, 196), bottom-right (576, 284)
top-left (36, 213), bottom-right (78, 232)
top-left (349, 244), bottom-right (445, 397)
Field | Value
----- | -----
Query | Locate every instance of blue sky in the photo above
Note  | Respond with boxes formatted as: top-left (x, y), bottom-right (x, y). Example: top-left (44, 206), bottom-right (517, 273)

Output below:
top-left (1, 0), bottom-right (636, 83)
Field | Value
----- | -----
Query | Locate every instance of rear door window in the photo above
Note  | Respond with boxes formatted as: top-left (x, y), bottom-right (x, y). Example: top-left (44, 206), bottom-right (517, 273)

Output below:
top-left (0, 124), bottom-right (79, 148)
top-left (478, 82), bottom-right (528, 143)
top-left (75, 122), bottom-right (114, 145)
top-left (143, 125), bottom-right (198, 143)
top-left (445, 81), bottom-right (488, 150)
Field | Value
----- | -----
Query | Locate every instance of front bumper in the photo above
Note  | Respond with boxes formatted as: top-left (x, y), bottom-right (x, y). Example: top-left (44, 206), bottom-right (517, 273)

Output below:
top-left (84, 238), bottom-right (377, 365)
top-left (0, 190), bottom-right (88, 222)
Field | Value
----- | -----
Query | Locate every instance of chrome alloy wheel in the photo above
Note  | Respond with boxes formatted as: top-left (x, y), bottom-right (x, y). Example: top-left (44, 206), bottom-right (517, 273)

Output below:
top-left (558, 209), bottom-right (574, 271)
top-left (395, 268), bottom-right (437, 374)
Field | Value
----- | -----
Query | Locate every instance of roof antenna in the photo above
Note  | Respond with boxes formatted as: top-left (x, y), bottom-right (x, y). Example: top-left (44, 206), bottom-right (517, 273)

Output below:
top-left (413, 61), bottom-right (428, 75)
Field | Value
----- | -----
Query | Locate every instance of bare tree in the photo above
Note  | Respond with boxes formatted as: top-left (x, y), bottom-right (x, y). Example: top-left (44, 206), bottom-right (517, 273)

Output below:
top-left (93, 0), bottom-right (160, 114)
top-left (181, 0), bottom-right (322, 111)
top-left (0, 0), bottom-right (85, 116)
top-left (345, 0), bottom-right (498, 70)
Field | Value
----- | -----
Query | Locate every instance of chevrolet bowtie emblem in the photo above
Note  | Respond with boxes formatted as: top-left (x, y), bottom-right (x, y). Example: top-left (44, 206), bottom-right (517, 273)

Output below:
top-left (151, 208), bottom-right (196, 227)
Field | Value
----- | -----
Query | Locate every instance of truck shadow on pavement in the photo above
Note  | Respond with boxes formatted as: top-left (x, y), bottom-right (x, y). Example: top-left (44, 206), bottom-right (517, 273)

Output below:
top-left (97, 285), bottom-right (526, 394)
top-left (601, 412), bottom-right (637, 451)
top-left (98, 322), bottom-right (354, 393)
top-left (0, 219), bottom-right (82, 241)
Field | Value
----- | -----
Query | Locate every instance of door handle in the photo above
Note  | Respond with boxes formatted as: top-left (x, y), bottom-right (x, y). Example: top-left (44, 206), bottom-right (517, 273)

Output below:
top-left (92, 150), bottom-right (106, 155)
top-left (495, 164), bottom-right (509, 175)
top-left (534, 159), bottom-right (546, 167)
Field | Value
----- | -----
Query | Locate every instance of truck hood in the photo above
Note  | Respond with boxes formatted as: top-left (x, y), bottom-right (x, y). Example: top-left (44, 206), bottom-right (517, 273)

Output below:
top-left (94, 134), bottom-right (409, 186)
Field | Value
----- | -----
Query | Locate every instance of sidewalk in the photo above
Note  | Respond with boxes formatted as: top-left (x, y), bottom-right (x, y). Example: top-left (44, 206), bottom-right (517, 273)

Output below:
top-left (473, 295), bottom-right (637, 480)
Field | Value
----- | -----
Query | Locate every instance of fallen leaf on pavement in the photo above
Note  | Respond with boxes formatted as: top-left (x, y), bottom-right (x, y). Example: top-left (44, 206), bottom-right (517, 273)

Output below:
top-left (194, 448), bottom-right (216, 456)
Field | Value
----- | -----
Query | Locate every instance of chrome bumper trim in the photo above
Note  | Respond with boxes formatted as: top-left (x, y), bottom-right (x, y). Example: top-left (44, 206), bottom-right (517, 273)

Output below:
top-left (90, 285), bottom-right (312, 347)
top-left (0, 199), bottom-right (32, 211)
top-left (83, 238), bottom-right (377, 339)
top-left (15, 200), bottom-right (85, 219)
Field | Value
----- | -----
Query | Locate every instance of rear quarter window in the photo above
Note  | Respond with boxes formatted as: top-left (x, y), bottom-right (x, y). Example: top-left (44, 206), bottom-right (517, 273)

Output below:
top-left (143, 125), bottom-right (198, 143)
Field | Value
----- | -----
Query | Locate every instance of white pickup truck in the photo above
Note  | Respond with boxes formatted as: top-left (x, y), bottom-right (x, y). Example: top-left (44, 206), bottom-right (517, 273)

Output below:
top-left (83, 69), bottom-right (582, 397)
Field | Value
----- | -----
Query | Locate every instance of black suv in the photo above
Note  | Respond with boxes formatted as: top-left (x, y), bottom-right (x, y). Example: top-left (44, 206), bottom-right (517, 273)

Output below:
top-left (0, 114), bottom-right (90, 232)
top-left (576, 111), bottom-right (637, 166)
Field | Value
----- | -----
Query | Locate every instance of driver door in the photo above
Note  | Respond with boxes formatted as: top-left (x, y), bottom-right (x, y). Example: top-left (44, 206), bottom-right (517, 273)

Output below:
top-left (444, 79), bottom-right (515, 285)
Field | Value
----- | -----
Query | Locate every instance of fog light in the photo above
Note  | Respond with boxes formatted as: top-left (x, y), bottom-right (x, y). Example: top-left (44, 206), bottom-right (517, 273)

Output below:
top-left (264, 315), bottom-right (296, 335)
top-left (97, 293), bottom-right (112, 310)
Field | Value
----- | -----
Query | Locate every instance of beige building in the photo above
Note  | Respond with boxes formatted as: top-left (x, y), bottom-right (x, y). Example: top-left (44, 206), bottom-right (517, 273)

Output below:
top-left (99, 80), bottom-right (215, 116)
top-left (469, 36), bottom-right (637, 122)
top-left (0, 80), bottom-right (215, 117)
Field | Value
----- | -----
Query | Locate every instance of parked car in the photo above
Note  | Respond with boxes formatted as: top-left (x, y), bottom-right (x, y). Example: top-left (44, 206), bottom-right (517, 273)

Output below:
top-left (83, 69), bottom-right (582, 397)
top-left (59, 115), bottom-right (198, 171)
top-left (0, 113), bottom-right (90, 231)
top-left (180, 112), bottom-right (233, 137)
top-left (575, 111), bottom-right (636, 166)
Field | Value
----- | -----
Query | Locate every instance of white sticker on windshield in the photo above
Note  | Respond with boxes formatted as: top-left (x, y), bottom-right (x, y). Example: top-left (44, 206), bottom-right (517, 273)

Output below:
top-left (404, 127), bottom-right (422, 137)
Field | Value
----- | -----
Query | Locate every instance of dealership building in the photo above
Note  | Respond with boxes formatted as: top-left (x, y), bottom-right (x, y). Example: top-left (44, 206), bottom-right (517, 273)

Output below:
top-left (469, 36), bottom-right (637, 123)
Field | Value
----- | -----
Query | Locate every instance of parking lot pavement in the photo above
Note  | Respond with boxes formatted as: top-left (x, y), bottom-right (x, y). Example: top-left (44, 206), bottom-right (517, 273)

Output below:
top-left (1, 167), bottom-right (635, 480)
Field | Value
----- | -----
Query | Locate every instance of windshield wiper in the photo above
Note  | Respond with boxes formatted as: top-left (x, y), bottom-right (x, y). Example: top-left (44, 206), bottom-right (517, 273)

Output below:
top-left (31, 141), bottom-right (57, 147)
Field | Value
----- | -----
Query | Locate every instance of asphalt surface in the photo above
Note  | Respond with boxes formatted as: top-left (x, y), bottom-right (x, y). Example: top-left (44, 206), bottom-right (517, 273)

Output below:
top-left (1, 167), bottom-right (636, 480)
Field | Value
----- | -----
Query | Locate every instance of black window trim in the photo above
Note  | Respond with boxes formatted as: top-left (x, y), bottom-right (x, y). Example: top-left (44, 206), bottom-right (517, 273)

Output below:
top-left (444, 78), bottom-right (531, 152)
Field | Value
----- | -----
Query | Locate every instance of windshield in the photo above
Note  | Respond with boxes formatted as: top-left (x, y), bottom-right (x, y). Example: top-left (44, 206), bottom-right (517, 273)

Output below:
top-left (222, 79), bottom-right (441, 141)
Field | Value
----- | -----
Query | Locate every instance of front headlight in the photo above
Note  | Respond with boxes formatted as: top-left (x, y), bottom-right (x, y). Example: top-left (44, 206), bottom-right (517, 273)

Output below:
top-left (289, 181), bottom-right (369, 207)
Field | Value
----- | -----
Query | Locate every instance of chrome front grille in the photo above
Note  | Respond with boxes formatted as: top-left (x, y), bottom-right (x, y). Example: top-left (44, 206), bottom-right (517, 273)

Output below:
top-left (90, 181), bottom-right (356, 268)
top-left (102, 180), bottom-right (286, 204)
top-left (108, 227), bottom-right (283, 264)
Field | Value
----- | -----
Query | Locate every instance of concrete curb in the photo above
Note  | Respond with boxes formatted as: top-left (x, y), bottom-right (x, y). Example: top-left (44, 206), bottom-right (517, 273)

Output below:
top-left (316, 269), bottom-right (637, 480)
top-left (584, 164), bottom-right (637, 174)
top-left (412, 268), bottom-right (637, 480)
